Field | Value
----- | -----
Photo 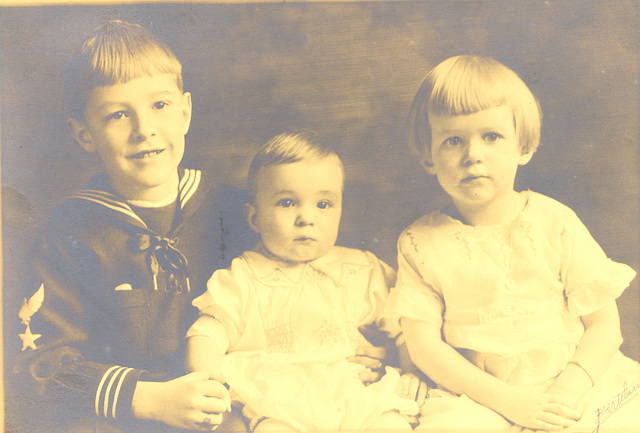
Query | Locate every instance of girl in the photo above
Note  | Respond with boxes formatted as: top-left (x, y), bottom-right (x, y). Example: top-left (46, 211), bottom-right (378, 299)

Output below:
top-left (185, 133), bottom-right (421, 432)
top-left (390, 55), bottom-right (639, 432)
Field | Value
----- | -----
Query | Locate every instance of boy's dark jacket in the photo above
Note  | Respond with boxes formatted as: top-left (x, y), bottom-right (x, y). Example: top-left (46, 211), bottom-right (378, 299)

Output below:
top-left (12, 168), bottom-right (256, 431)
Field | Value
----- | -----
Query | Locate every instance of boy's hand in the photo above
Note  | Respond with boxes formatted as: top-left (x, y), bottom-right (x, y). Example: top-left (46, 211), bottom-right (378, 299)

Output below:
top-left (499, 385), bottom-right (580, 431)
top-left (132, 372), bottom-right (231, 431)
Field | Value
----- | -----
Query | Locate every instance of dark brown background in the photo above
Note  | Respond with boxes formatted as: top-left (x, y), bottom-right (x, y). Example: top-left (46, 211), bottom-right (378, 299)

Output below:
top-left (2, 0), bottom-right (639, 429)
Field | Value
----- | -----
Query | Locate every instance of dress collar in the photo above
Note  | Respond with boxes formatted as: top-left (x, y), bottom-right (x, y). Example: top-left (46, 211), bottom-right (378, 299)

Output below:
top-left (242, 244), bottom-right (372, 286)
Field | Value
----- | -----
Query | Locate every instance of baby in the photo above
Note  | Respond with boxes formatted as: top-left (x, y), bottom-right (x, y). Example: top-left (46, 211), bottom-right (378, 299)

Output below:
top-left (186, 133), bottom-right (420, 432)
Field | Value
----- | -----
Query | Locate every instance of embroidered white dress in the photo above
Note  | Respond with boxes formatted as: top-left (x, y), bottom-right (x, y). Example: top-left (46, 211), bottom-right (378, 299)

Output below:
top-left (389, 191), bottom-right (639, 432)
top-left (192, 246), bottom-right (419, 431)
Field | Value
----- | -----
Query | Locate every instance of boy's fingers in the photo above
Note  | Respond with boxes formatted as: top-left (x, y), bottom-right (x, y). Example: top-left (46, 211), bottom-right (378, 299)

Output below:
top-left (199, 412), bottom-right (224, 429)
top-left (208, 371), bottom-right (225, 383)
top-left (199, 396), bottom-right (230, 416)
top-left (201, 379), bottom-right (228, 396)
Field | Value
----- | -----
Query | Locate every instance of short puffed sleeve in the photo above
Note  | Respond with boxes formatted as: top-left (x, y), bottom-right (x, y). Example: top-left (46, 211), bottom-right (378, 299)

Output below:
top-left (192, 255), bottom-right (264, 349)
top-left (561, 209), bottom-right (636, 317)
top-left (360, 250), bottom-right (399, 338)
top-left (387, 228), bottom-right (445, 330)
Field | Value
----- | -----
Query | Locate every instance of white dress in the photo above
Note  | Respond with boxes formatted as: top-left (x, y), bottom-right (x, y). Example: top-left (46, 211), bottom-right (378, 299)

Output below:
top-left (389, 191), bottom-right (639, 432)
top-left (192, 246), bottom-right (419, 431)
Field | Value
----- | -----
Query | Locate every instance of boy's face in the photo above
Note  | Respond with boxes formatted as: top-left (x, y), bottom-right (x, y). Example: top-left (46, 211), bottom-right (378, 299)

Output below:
top-left (69, 74), bottom-right (191, 202)
top-left (245, 156), bottom-right (343, 263)
top-left (426, 104), bottom-right (533, 211)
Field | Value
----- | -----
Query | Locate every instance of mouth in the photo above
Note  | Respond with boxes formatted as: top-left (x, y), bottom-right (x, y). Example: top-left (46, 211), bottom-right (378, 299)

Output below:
top-left (294, 237), bottom-right (316, 242)
top-left (461, 175), bottom-right (488, 183)
top-left (129, 149), bottom-right (164, 160)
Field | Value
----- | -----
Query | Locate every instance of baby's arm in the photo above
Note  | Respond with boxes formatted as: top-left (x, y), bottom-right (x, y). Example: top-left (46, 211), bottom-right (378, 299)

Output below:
top-left (186, 334), bottom-right (227, 378)
top-left (402, 318), bottom-right (580, 431)
top-left (131, 322), bottom-right (233, 431)
top-left (546, 300), bottom-right (622, 404)
top-left (131, 321), bottom-right (231, 430)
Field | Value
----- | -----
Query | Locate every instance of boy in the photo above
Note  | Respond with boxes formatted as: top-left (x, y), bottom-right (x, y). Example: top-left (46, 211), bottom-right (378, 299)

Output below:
top-left (13, 20), bottom-right (253, 433)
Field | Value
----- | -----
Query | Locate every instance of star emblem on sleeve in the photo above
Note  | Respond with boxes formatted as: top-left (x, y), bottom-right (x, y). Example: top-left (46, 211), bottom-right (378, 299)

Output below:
top-left (19, 325), bottom-right (41, 351)
top-left (18, 283), bottom-right (44, 351)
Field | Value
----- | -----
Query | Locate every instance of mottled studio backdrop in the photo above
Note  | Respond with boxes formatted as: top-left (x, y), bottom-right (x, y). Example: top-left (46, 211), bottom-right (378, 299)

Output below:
top-left (1, 0), bottom-right (639, 421)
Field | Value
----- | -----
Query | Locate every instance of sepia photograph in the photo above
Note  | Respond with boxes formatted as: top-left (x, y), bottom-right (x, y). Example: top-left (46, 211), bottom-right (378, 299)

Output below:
top-left (1, 1), bottom-right (639, 432)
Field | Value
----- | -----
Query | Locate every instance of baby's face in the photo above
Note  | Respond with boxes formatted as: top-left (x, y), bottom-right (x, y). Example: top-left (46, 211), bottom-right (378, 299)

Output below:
top-left (72, 73), bottom-right (191, 202)
top-left (247, 156), bottom-right (343, 263)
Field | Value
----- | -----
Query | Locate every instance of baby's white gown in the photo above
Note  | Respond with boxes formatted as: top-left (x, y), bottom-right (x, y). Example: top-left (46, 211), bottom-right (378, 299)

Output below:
top-left (193, 246), bottom-right (419, 432)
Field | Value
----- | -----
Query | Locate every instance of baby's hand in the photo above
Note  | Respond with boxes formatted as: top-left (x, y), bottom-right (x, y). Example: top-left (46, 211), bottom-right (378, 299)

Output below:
top-left (348, 345), bottom-right (388, 384)
top-left (500, 385), bottom-right (580, 431)
top-left (132, 371), bottom-right (231, 431)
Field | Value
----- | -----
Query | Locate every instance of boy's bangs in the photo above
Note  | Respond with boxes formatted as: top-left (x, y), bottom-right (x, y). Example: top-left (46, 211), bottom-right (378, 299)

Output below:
top-left (428, 67), bottom-right (508, 116)
top-left (91, 44), bottom-right (182, 89)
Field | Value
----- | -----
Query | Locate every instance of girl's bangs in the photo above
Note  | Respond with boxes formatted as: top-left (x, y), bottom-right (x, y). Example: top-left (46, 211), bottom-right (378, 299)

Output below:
top-left (428, 62), bottom-right (509, 116)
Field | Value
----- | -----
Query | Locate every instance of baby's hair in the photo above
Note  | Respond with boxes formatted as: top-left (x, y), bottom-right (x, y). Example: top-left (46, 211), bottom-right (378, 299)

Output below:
top-left (247, 132), bottom-right (344, 204)
top-left (64, 20), bottom-right (183, 120)
top-left (408, 55), bottom-right (542, 160)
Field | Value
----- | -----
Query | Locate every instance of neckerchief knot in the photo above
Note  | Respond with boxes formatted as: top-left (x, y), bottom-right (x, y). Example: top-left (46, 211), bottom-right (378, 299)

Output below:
top-left (135, 233), bottom-right (190, 292)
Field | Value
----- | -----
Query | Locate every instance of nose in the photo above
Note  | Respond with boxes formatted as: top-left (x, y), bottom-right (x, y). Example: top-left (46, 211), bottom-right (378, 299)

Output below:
top-left (131, 110), bottom-right (156, 142)
top-left (295, 206), bottom-right (314, 227)
top-left (463, 137), bottom-right (485, 166)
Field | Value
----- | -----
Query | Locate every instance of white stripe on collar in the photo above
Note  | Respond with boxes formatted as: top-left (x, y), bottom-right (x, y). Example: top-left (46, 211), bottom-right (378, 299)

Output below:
top-left (70, 190), bottom-right (146, 226)
top-left (70, 169), bottom-right (202, 222)
top-left (179, 168), bottom-right (201, 209)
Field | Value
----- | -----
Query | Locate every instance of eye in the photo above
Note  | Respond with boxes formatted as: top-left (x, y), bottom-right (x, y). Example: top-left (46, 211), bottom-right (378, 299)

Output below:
top-left (107, 111), bottom-right (128, 121)
top-left (443, 137), bottom-right (461, 146)
top-left (153, 101), bottom-right (168, 110)
top-left (317, 201), bottom-right (332, 209)
top-left (484, 132), bottom-right (502, 142)
top-left (277, 199), bottom-right (294, 208)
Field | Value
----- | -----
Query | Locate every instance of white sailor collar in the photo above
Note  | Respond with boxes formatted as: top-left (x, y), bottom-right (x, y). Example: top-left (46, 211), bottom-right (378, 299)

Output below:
top-left (68, 168), bottom-right (202, 229)
top-left (242, 245), bottom-right (374, 287)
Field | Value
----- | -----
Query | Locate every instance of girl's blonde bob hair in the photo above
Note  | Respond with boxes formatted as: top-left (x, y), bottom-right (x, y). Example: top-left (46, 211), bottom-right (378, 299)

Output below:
top-left (408, 55), bottom-right (542, 161)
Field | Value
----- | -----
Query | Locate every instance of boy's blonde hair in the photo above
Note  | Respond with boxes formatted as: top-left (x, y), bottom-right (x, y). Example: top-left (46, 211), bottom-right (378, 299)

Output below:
top-left (247, 132), bottom-right (344, 203)
top-left (64, 20), bottom-right (183, 120)
top-left (408, 55), bottom-right (542, 161)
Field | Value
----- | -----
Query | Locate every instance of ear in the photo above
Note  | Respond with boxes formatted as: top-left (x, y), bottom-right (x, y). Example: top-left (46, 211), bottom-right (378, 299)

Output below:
top-left (518, 151), bottom-right (534, 166)
top-left (243, 202), bottom-right (260, 234)
top-left (67, 118), bottom-right (96, 153)
top-left (181, 92), bottom-right (193, 135)
top-left (421, 158), bottom-right (436, 175)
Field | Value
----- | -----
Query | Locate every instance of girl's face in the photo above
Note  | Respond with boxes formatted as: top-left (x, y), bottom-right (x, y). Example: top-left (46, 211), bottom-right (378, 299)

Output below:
top-left (245, 156), bottom-right (343, 263)
top-left (426, 105), bottom-right (533, 215)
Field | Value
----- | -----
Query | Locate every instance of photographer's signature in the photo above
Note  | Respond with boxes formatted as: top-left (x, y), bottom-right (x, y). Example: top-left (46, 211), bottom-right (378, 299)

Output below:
top-left (593, 382), bottom-right (639, 433)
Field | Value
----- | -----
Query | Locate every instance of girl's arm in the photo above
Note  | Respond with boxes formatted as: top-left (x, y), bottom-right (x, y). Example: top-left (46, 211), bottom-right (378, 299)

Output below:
top-left (402, 318), bottom-right (580, 431)
top-left (546, 301), bottom-right (622, 402)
